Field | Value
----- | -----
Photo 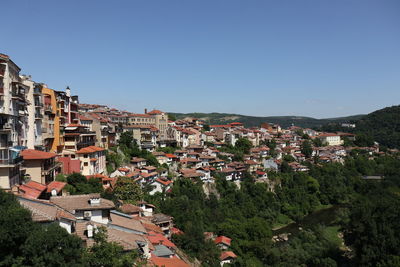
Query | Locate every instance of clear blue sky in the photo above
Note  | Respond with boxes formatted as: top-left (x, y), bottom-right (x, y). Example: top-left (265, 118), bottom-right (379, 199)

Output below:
top-left (2, 0), bottom-right (399, 118)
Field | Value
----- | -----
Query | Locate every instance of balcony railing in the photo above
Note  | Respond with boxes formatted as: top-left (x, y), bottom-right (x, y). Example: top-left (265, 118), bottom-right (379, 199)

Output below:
top-left (44, 105), bottom-right (53, 113)
top-left (35, 101), bottom-right (43, 107)
top-left (33, 88), bottom-right (42, 95)
top-left (0, 148), bottom-right (23, 166)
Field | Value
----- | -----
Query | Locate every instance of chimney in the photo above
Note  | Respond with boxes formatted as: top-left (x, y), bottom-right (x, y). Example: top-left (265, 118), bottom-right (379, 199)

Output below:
top-left (144, 108), bottom-right (147, 114)
top-left (89, 194), bottom-right (100, 205)
top-left (86, 224), bottom-right (94, 238)
top-left (66, 86), bottom-right (71, 97)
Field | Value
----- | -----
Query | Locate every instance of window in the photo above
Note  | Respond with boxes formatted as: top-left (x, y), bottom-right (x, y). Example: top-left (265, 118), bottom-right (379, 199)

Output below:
top-left (84, 162), bottom-right (88, 166)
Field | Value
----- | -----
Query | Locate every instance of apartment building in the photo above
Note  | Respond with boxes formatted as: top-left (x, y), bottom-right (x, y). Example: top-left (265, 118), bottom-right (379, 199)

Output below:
top-left (76, 146), bottom-right (106, 175)
top-left (62, 124), bottom-right (96, 158)
top-left (146, 109), bottom-right (168, 140)
top-left (42, 87), bottom-right (57, 152)
top-left (122, 125), bottom-right (158, 151)
top-left (0, 54), bottom-right (28, 189)
top-left (21, 76), bottom-right (44, 150)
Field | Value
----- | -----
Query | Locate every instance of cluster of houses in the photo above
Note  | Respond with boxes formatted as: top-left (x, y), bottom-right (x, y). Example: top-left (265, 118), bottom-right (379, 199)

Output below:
top-left (17, 192), bottom-right (195, 266)
top-left (1, 52), bottom-right (384, 266)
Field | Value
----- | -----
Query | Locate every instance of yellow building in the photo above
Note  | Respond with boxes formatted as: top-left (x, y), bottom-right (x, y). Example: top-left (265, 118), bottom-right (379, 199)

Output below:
top-left (42, 87), bottom-right (65, 153)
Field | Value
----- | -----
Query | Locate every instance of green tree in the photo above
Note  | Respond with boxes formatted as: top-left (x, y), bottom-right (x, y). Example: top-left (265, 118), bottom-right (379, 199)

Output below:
top-left (203, 124), bottom-right (210, 131)
top-left (113, 177), bottom-right (144, 204)
top-left (118, 131), bottom-right (135, 148)
top-left (235, 138), bottom-right (252, 154)
top-left (66, 173), bottom-right (104, 195)
top-left (19, 224), bottom-right (84, 266)
top-left (0, 190), bottom-right (84, 266)
top-left (354, 133), bottom-right (374, 147)
top-left (83, 227), bottom-right (140, 267)
top-left (343, 190), bottom-right (400, 266)
top-left (168, 114), bottom-right (177, 122)
top-left (313, 138), bottom-right (323, 147)
top-left (301, 140), bottom-right (313, 158)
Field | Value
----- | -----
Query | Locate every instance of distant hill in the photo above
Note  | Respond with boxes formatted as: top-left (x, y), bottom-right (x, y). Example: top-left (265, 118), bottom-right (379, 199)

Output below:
top-left (354, 105), bottom-right (400, 149)
top-left (169, 112), bottom-right (365, 129)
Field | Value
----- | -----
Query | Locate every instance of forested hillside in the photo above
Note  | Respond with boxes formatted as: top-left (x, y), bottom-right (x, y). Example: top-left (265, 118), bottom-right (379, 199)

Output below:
top-left (321, 105), bottom-right (400, 149)
top-left (169, 112), bottom-right (364, 128)
top-left (355, 105), bottom-right (400, 149)
top-left (145, 154), bottom-right (400, 266)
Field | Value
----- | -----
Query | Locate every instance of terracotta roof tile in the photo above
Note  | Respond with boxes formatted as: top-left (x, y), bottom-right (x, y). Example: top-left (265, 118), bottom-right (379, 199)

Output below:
top-left (21, 149), bottom-right (56, 160)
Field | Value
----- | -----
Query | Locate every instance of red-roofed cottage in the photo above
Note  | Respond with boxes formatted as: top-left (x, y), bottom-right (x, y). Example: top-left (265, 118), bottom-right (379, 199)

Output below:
top-left (76, 146), bottom-right (106, 175)
top-left (21, 149), bottom-right (61, 184)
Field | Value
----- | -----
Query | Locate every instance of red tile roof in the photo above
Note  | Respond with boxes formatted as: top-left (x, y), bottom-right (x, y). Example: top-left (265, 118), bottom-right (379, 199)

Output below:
top-left (66, 123), bottom-right (85, 127)
top-left (245, 160), bottom-right (258, 165)
top-left (171, 227), bottom-right (184, 235)
top-left (147, 231), bottom-right (176, 248)
top-left (25, 181), bottom-right (47, 192)
top-left (220, 251), bottom-right (237, 261)
top-left (151, 256), bottom-right (189, 267)
top-left (76, 146), bottom-right (105, 154)
top-left (214, 235), bottom-right (232, 246)
top-left (155, 178), bottom-right (172, 186)
top-left (147, 109), bottom-right (163, 115)
top-left (46, 181), bottom-right (67, 193)
top-left (79, 114), bottom-right (93, 121)
top-left (19, 183), bottom-right (45, 199)
top-left (21, 149), bottom-right (56, 160)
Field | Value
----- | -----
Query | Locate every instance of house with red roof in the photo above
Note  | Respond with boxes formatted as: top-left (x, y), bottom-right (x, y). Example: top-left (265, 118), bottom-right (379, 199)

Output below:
top-left (244, 159), bottom-right (259, 173)
top-left (76, 146), bottom-right (106, 175)
top-left (18, 181), bottom-right (47, 199)
top-left (21, 149), bottom-right (61, 184)
top-left (149, 177), bottom-right (173, 195)
top-left (214, 235), bottom-right (232, 250)
top-left (318, 133), bottom-right (343, 146)
top-left (46, 181), bottom-right (67, 196)
top-left (62, 123), bottom-right (96, 158)
top-left (151, 256), bottom-right (189, 267)
top-left (220, 251), bottom-right (237, 266)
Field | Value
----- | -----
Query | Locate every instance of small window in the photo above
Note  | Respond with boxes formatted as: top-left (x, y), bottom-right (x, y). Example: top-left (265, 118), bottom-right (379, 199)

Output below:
top-left (84, 162), bottom-right (88, 166)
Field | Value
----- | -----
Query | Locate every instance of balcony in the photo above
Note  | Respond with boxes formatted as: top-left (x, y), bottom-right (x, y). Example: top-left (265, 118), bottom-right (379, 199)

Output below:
top-left (0, 122), bottom-right (12, 132)
top-left (34, 101), bottom-right (43, 107)
top-left (33, 88), bottom-right (42, 95)
top-left (44, 105), bottom-right (53, 114)
top-left (35, 113), bottom-right (43, 120)
top-left (0, 148), bottom-right (23, 166)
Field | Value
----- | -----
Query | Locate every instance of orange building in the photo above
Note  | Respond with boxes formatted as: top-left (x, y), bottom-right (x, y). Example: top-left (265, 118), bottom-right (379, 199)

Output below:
top-left (42, 87), bottom-right (64, 153)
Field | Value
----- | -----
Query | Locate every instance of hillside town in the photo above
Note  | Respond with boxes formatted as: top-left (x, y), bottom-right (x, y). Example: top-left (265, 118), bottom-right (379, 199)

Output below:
top-left (0, 53), bottom-right (388, 266)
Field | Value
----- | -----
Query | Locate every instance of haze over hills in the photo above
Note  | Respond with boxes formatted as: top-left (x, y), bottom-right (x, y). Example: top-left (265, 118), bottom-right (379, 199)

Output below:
top-left (169, 112), bottom-right (365, 128)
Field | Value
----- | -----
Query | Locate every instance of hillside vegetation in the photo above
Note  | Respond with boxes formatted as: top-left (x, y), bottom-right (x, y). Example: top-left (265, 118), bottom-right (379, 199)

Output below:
top-left (169, 112), bottom-right (364, 128)
top-left (320, 105), bottom-right (400, 149)
top-left (355, 105), bottom-right (400, 149)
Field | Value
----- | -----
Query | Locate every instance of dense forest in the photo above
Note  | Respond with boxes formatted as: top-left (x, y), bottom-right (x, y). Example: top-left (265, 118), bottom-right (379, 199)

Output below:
top-left (146, 153), bottom-right (400, 266)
